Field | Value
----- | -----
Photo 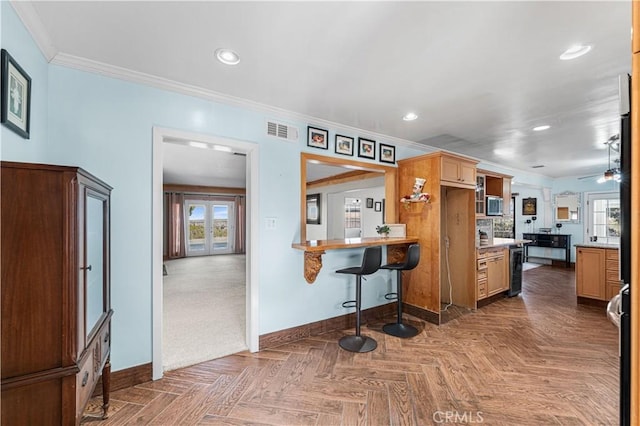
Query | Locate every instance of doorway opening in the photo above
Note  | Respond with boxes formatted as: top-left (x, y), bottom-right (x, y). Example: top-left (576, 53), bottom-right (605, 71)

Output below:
top-left (152, 127), bottom-right (259, 380)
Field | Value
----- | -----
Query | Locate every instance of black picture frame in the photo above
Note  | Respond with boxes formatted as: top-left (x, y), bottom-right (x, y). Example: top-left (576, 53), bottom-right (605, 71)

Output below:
top-left (522, 197), bottom-right (537, 215)
top-left (307, 126), bottom-right (328, 150)
top-left (1, 49), bottom-right (31, 139)
top-left (306, 193), bottom-right (321, 224)
top-left (374, 201), bottom-right (382, 212)
top-left (366, 197), bottom-right (374, 208)
top-left (358, 137), bottom-right (376, 159)
top-left (379, 143), bottom-right (395, 164)
top-left (335, 134), bottom-right (354, 156)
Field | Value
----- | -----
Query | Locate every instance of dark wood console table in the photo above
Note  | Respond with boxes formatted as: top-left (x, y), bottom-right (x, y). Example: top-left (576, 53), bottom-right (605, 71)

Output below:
top-left (522, 233), bottom-right (572, 267)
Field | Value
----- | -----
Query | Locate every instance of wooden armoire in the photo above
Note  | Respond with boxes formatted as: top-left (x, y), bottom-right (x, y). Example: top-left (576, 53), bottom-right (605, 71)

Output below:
top-left (1, 162), bottom-right (113, 424)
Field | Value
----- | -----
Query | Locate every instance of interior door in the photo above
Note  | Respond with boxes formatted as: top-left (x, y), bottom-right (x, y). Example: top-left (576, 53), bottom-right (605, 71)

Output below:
top-left (185, 200), bottom-right (235, 256)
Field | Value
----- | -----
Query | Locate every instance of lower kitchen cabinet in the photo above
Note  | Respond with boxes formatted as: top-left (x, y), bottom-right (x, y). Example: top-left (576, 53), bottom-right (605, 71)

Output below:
top-left (576, 246), bottom-right (619, 302)
top-left (477, 247), bottom-right (508, 300)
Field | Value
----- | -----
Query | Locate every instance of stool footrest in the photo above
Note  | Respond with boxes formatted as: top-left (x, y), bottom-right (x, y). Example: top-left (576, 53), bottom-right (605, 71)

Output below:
top-left (384, 292), bottom-right (398, 300)
top-left (342, 300), bottom-right (356, 309)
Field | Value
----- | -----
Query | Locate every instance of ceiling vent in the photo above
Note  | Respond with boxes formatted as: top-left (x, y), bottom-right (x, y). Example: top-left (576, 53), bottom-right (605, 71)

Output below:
top-left (266, 120), bottom-right (298, 142)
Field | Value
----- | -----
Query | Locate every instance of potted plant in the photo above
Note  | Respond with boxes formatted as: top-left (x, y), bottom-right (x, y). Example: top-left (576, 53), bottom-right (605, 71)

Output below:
top-left (376, 225), bottom-right (390, 238)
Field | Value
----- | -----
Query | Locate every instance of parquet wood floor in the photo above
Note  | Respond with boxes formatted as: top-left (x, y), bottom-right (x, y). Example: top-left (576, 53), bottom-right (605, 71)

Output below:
top-left (83, 266), bottom-right (619, 425)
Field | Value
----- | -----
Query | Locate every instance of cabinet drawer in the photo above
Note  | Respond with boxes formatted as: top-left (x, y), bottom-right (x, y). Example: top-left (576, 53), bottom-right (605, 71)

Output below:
top-left (76, 349), bottom-right (96, 420)
top-left (477, 259), bottom-right (488, 270)
top-left (606, 249), bottom-right (619, 261)
top-left (606, 259), bottom-right (619, 272)
top-left (478, 278), bottom-right (488, 300)
top-left (477, 269), bottom-right (487, 280)
top-left (606, 269), bottom-right (620, 282)
top-left (606, 281), bottom-right (622, 300)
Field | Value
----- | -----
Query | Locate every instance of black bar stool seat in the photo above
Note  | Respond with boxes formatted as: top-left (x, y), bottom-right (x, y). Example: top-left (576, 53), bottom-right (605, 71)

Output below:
top-left (336, 246), bottom-right (382, 353)
top-left (380, 243), bottom-right (421, 338)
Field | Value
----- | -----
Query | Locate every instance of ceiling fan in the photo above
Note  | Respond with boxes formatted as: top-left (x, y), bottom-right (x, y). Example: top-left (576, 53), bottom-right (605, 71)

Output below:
top-left (578, 135), bottom-right (621, 182)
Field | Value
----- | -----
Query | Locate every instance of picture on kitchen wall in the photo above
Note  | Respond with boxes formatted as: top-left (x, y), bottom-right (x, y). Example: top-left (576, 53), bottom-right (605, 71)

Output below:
top-left (1, 49), bottom-right (31, 139)
top-left (379, 143), bottom-right (395, 164)
top-left (306, 193), bottom-right (321, 224)
top-left (522, 197), bottom-right (537, 215)
top-left (358, 137), bottom-right (376, 159)
top-left (374, 201), bottom-right (382, 212)
top-left (307, 126), bottom-right (328, 150)
top-left (335, 134), bottom-right (354, 156)
top-left (366, 197), bottom-right (374, 208)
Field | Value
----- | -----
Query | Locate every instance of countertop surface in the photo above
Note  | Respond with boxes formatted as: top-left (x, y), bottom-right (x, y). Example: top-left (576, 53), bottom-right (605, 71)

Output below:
top-left (574, 243), bottom-right (620, 249)
top-left (477, 238), bottom-right (530, 249)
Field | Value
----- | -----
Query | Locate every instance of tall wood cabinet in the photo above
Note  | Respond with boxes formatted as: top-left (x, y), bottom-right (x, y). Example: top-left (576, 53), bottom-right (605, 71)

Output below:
top-left (397, 152), bottom-right (478, 324)
top-left (1, 162), bottom-right (113, 425)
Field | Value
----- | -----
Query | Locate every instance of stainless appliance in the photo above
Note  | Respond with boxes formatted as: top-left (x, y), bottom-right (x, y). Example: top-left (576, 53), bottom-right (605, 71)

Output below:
top-left (608, 74), bottom-right (631, 426)
top-left (485, 196), bottom-right (503, 216)
top-left (507, 245), bottom-right (523, 297)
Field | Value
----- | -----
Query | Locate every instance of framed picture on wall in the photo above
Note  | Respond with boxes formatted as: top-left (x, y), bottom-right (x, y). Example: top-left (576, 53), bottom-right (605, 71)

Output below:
top-left (358, 137), bottom-right (376, 159)
top-left (307, 126), bottom-right (328, 150)
top-left (366, 197), bottom-right (374, 208)
top-left (379, 143), bottom-right (395, 164)
top-left (522, 197), bottom-right (537, 215)
top-left (1, 49), bottom-right (31, 139)
top-left (335, 135), bottom-right (354, 156)
top-left (374, 201), bottom-right (382, 212)
top-left (306, 193), bottom-right (321, 224)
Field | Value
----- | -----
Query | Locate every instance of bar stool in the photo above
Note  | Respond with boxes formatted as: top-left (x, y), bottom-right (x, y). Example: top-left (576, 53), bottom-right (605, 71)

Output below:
top-left (336, 245), bottom-right (382, 353)
top-left (381, 243), bottom-right (421, 338)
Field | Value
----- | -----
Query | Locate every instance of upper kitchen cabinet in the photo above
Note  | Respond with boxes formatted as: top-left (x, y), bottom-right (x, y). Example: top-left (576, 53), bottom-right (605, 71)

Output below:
top-left (476, 169), bottom-right (512, 217)
top-left (441, 153), bottom-right (477, 189)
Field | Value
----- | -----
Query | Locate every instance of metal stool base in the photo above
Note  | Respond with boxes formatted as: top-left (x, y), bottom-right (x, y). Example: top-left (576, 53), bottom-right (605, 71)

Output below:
top-left (339, 335), bottom-right (377, 353)
top-left (382, 323), bottom-right (419, 338)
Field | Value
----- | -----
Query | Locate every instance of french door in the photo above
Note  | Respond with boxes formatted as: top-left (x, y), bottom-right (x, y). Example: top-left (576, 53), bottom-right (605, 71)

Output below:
top-left (184, 200), bottom-right (235, 256)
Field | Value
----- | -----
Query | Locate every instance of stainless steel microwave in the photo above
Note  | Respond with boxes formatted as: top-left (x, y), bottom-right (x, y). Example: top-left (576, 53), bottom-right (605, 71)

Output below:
top-left (486, 196), bottom-right (503, 216)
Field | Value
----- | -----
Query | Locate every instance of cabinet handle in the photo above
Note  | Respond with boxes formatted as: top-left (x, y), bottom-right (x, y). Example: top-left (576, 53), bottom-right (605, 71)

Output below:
top-left (81, 371), bottom-right (89, 387)
top-left (104, 332), bottom-right (110, 343)
top-left (81, 265), bottom-right (92, 271)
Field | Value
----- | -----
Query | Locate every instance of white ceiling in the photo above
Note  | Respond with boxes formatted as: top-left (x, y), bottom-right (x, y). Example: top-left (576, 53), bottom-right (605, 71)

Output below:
top-left (14, 1), bottom-right (632, 184)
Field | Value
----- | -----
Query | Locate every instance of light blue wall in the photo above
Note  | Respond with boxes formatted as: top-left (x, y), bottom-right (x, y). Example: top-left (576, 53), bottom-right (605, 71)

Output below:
top-left (1, 3), bottom-right (49, 158)
top-left (1, 2), bottom-right (429, 371)
top-left (2, 2), bottom-right (620, 372)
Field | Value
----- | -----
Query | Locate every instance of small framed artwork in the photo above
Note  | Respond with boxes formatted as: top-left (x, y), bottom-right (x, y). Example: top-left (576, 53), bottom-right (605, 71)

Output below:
top-left (335, 134), bottom-right (354, 156)
top-left (306, 193), bottom-right (321, 224)
top-left (374, 201), bottom-right (382, 212)
top-left (358, 137), bottom-right (376, 159)
top-left (366, 197), bottom-right (374, 208)
top-left (307, 126), bottom-right (328, 150)
top-left (379, 143), bottom-right (395, 164)
top-left (1, 49), bottom-right (31, 139)
top-left (522, 197), bottom-right (537, 215)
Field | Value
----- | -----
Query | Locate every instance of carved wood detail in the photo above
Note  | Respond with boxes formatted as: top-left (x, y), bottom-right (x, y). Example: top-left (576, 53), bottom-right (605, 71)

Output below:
top-left (304, 251), bottom-right (324, 283)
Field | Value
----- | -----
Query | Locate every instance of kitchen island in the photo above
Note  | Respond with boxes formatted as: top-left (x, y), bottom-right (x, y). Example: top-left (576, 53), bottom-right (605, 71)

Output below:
top-left (575, 243), bottom-right (620, 305)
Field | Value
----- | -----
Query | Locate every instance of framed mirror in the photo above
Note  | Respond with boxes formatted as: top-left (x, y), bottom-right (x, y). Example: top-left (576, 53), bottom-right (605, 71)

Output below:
top-left (554, 191), bottom-right (581, 223)
top-left (300, 152), bottom-right (398, 241)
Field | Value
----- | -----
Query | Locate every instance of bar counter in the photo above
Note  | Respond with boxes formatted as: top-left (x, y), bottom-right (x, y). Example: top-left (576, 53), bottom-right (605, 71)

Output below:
top-left (292, 236), bottom-right (419, 283)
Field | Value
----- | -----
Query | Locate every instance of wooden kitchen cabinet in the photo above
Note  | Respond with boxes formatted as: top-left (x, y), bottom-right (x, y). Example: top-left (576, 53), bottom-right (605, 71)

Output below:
top-left (477, 169), bottom-right (512, 216)
top-left (605, 248), bottom-right (621, 300)
top-left (1, 162), bottom-right (113, 425)
top-left (576, 246), bottom-right (607, 300)
top-left (477, 247), bottom-right (508, 300)
top-left (441, 153), bottom-right (476, 189)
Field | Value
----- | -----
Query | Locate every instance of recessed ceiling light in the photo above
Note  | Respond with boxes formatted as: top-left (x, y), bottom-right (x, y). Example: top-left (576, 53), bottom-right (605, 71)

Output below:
top-left (560, 45), bottom-right (592, 60)
top-left (533, 125), bottom-right (550, 131)
top-left (402, 112), bottom-right (418, 121)
top-left (213, 145), bottom-right (233, 152)
top-left (215, 48), bottom-right (240, 65)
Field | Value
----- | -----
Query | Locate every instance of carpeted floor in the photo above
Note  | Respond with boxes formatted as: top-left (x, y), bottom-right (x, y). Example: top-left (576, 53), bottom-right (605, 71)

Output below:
top-left (162, 254), bottom-right (248, 372)
top-left (523, 261), bottom-right (544, 271)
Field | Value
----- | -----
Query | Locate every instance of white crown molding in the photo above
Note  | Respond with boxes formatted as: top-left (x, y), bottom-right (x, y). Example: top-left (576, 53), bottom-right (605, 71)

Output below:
top-left (49, 52), bottom-right (426, 151)
top-left (10, 1), bottom-right (58, 61)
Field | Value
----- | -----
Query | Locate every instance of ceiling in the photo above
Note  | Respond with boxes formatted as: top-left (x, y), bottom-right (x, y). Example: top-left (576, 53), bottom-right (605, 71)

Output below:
top-left (14, 1), bottom-right (632, 184)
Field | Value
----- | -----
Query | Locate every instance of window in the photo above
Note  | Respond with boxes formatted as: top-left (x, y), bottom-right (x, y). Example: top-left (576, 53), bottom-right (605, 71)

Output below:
top-left (586, 192), bottom-right (620, 244)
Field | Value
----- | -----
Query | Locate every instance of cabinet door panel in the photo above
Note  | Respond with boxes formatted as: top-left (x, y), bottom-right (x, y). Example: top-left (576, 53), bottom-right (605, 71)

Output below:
top-left (487, 255), bottom-right (506, 296)
top-left (576, 248), bottom-right (606, 300)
